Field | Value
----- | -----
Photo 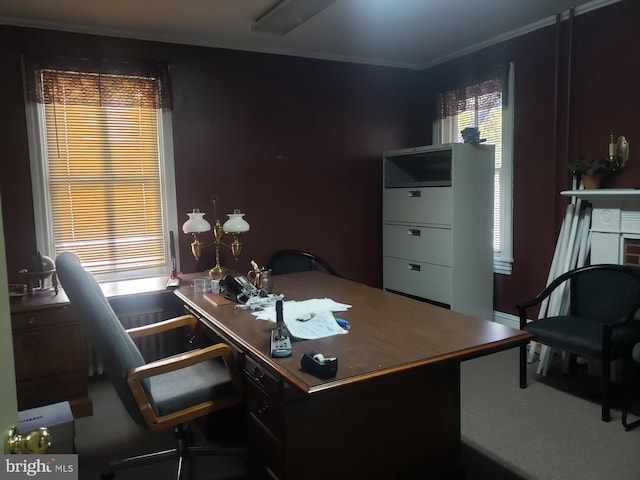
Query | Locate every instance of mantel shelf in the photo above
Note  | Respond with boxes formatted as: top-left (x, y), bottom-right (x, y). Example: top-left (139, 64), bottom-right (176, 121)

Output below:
top-left (561, 189), bottom-right (640, 200)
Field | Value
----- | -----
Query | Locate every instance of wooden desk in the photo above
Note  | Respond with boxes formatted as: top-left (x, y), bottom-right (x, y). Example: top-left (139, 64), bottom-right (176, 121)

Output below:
top-left (175, 272), bottom-right (533, 480)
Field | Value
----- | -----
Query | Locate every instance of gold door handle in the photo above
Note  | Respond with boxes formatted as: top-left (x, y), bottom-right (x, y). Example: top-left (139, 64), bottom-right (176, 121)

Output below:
top-left (5, 426), bottom-right (51, 454)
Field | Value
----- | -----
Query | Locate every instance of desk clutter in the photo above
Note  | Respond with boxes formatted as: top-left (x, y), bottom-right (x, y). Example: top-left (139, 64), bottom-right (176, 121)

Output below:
top-left (189, 260), bottom-right (352, 342)
top-left (252, 298), bottom-right (351, 340)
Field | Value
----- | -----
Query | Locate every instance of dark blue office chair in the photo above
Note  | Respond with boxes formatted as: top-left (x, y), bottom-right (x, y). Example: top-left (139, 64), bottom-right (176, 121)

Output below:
top-left (55, 252), bottom-right (246, 479)
top-left (267, 249), bottom-right (340, 277)
top-left (517, 264), bottom-right (640, 422)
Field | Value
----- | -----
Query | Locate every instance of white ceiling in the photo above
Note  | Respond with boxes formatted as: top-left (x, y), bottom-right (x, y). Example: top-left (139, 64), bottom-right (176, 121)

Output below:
top-left (0, 0), bottom-right (618, 70)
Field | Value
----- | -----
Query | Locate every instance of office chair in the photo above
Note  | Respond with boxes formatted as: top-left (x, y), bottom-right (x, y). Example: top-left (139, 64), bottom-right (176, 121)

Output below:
top-left (267, 249), bottom-right (340, 276)
top-left (517, 264), bottom-right (640, 422)
top-left (55, 252), bottom-right (246, 479)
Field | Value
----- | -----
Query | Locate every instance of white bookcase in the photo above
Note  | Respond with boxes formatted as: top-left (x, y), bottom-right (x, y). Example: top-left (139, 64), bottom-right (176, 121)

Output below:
top-left (382, 143), bottom-right (494, 321)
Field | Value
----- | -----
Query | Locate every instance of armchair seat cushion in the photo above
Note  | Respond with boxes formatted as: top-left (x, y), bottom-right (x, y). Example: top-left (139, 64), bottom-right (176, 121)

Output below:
top-left (523, 315), bottom-right (639, 359)
top-left (148, 355), bottom-right (235, 417)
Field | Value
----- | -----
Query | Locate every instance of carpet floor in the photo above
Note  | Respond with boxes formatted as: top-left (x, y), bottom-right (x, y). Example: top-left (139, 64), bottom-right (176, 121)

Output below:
top-left (72, 347), bottom-right (640, 479)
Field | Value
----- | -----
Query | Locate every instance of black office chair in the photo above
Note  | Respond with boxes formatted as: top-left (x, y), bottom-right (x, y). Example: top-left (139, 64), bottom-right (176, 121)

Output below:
top-left (267, 249), bottom-right (340, 276)
top-left (55, 252), bottom-right (246, 479)
top-left (517, 264), bottom-right (640, 422)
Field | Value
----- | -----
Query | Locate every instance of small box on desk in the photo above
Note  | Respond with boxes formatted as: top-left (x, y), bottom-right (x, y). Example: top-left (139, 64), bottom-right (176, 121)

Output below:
top-left (18, 401), bottom-right (75, 453)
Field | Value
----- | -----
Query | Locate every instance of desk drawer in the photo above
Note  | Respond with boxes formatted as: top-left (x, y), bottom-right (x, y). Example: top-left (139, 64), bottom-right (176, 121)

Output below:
top-left (383, 257), bottom-right (451, 305)
top-left (248, 413), bottom-right (284, 479)
top-left (17, 371), bottom-right (87, 410)
top-left (13, 324), bottom-right (86, 379)
top-left (245, 378), bottom-right (284, 440)
top-left (383, 224), bottom-right (451, 266)
top-left (12, 306), bottom-right (76, 331)
top-left (244, 356), bottom-right (282, 397)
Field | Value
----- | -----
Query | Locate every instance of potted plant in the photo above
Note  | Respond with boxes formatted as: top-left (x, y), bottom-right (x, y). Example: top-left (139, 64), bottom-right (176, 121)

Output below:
top-left (568, 136), bottom-right (630, 189)
top-left (568, 157), bottom-right (616, 189)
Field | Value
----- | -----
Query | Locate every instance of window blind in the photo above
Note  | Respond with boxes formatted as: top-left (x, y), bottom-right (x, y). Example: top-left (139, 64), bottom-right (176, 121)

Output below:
top-left (436, 78), bottom-right (503, 252)
top-left (40, 69), bottom-right (165, 274)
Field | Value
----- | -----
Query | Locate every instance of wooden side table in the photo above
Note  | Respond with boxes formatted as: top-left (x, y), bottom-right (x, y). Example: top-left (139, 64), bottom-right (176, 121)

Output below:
top-left (10, 290), bottom-right (92, 419)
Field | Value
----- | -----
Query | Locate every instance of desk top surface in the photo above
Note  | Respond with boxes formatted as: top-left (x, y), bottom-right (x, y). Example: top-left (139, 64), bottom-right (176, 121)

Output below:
top-left (10, 275), bottom-right (170, 313)
top-left (175, 271), bottom-right (533, 394)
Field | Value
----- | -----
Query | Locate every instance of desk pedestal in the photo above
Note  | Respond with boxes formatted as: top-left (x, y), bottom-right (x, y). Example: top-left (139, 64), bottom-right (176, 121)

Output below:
top-left (177, 271), bottom-right (531, 480)
top-left (246, 357), bottom-right (461, 480)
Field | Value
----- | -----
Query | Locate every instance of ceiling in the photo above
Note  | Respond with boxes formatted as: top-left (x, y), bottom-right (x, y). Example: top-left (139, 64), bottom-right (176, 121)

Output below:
top-left (0, 0), bottom-right (617, 70)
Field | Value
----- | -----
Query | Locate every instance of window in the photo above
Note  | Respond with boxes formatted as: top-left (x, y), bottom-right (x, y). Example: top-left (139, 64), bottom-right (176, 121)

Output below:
top-left (24, 58), bottom-right (178, 281)
top-left (433, 63), bottom-right (514, 274)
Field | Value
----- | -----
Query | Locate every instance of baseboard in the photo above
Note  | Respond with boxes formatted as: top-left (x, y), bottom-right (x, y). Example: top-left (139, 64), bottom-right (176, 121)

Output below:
top-left (493, 311), bottom-right (519, 329)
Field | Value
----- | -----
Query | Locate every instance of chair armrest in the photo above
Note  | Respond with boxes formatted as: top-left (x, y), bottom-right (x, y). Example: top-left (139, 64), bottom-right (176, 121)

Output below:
top-left (126, 314), bottom-right (198, 339)
top-left (128, 342), bottom-right (234, 380)
top-left (126, 342), bottom-right (244, 431)
top-left (515, 269), bottom-right (579, 328)
top-left (517, 273), bottom-right (573, 311)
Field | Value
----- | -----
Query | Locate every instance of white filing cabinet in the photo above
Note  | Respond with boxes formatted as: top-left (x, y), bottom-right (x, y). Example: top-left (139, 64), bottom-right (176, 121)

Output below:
top-left (382, 143), bottom-right (494, 321)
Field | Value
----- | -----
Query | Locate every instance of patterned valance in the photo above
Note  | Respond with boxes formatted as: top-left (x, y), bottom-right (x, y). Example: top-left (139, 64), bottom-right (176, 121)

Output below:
top-left (23, 54), bottom-right (172, 110)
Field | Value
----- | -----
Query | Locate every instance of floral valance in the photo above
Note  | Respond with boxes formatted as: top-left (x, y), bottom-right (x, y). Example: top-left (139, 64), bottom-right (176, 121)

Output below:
top-left (23, 54), bottom-right (172, 110)
top-left (436, 64), bottom-right (509, 120)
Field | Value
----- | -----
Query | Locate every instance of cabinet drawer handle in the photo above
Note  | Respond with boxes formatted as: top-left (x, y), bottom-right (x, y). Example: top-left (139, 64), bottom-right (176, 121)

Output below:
top-left (408, 264), bottom-right (421, 272)
top-left (408, 229), bottom-right (421, 237)
top-left (408, 190), bottom-right (421, 198)
top-left (251, 366), bottom-right (265, 383)
top-left (27, 317), bottom-right (37, 326)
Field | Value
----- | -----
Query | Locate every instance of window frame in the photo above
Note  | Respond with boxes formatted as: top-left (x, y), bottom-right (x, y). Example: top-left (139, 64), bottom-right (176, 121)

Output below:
top-left (24, 68), bottom-right (179, 282)
top-left (432, 63), bottom-right (514, 275)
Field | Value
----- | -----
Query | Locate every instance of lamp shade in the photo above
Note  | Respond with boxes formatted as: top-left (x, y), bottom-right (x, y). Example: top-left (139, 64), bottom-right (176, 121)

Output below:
top-left (223, 209), bottom-right (250, 233)
top-left (182, 209), bottom-right (211, 234)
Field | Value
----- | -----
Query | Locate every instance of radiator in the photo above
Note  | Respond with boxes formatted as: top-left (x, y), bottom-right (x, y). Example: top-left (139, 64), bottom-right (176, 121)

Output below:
top-left (88, 309), bottom-right (166, 376)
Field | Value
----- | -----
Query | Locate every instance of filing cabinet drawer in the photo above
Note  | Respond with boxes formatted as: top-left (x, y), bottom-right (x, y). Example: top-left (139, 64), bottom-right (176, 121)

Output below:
top-left (383, 224), bottom-right (451, 266)
top-left (383, 187), bottom-right (452, 226)
top-left (383, 257), bottom-right (451, 305)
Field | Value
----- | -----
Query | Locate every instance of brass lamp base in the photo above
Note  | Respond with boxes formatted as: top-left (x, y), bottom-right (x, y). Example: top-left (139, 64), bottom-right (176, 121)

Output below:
top-left (207, 265), bottom-right (226, 277)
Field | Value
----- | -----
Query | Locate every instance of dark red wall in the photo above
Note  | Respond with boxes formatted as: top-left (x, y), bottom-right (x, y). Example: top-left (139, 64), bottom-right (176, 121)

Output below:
top-left (1, 0), bottom-right (639, 316)
top-left (0, 27), bottom-right (421, 287)
top-left (420, 0), bottom-right (640, 314)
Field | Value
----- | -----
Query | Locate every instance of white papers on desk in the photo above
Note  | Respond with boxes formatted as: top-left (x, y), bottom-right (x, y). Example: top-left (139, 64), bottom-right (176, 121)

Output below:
top-left (252, 298), bottom-right (351, 340)
top-left (285, 310), bottom-right (348, 340)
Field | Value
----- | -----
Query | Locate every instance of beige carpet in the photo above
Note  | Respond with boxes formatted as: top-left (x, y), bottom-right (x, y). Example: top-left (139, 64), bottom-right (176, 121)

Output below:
top-left (461, 348), bottom-right (640, 480)
top-left (74, 379), bottom-right (249, 480)
top-left (73, 347), bottom-right (640, 479)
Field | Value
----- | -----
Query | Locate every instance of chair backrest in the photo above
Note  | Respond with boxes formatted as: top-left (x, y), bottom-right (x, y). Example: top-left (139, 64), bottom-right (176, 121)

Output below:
top-left (267, 249), bottom-right (339, 276)
top-left (568, 264), bottom-right (640, 323)
top-left (55, 252), bottom-right (148, 427)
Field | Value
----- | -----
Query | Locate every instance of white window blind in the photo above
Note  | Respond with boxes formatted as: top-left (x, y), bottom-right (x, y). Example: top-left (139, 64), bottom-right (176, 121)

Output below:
top-left (26, 63), bottom-right (178, 279)
top-left (434, 64), bottom-right (514, 274)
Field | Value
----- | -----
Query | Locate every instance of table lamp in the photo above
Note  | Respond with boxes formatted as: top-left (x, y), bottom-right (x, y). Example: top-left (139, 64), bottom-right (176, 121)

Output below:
top-left (182, 201), bottom-right (250, 276)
